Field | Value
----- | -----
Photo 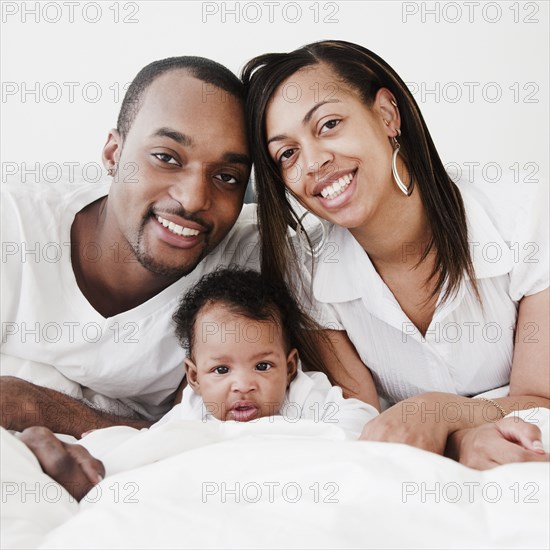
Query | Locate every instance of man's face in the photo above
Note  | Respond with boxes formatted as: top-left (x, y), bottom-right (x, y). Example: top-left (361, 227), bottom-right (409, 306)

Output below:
top-left (104, 70), bottom-right (250, 278)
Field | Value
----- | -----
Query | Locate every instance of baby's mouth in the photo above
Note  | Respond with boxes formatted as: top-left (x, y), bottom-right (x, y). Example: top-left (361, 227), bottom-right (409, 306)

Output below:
top-left (229, 402), bottom-right (260, 422)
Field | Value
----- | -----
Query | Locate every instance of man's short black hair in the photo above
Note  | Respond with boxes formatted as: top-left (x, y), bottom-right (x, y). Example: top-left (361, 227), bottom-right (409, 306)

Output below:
top-left (117, 56), bottom-right (244, 140)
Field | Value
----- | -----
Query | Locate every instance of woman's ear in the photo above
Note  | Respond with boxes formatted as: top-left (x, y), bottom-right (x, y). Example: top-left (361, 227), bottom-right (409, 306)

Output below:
top-left (102, 128), bottom-right (122, 174)
top-left (375, 88), bottom-right (401, 138)
top-left (286, 348), bottom-right (299, 386)
top-left (185, 358), bottom-right (201, 395)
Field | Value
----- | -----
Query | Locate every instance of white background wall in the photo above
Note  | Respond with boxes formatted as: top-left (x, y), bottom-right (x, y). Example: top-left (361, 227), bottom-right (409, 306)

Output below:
top-left (1, 0), bottom-right (548, 187)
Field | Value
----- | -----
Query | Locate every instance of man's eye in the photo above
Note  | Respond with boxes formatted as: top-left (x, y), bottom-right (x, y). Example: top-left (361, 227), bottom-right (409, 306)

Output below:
top-left (255, 363), bottom-right (271, 372)
top-left (153, 153), bottom-right (179, 165)
top-left (214, 366), bottom-right (230, 375)
top-left (214, 173), bottom-right (239, 185)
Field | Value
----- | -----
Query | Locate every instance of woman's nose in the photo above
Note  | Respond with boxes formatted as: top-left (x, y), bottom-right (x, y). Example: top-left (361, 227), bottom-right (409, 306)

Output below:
top-left (304, 143), bottom-right (333, 179)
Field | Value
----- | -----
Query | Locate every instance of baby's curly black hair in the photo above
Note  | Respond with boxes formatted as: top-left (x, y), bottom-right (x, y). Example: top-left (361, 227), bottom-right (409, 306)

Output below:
top-left (172, 267), bottom-right (335, 380)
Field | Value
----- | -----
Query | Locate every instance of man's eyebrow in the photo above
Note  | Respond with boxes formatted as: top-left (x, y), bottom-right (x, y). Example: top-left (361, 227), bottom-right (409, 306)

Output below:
top-left (223, 152), bottom-right (251, 166)
top-left (267, 99), bottom-right (341, 146)
top-left (151, 128), bottom-right (249, 166)
top-left (152, 127), bottom-right (194, 147)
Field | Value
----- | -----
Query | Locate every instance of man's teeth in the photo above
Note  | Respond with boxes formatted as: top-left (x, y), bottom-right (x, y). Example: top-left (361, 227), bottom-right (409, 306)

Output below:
top-left (156, 215), bottom-right (200, 237)
top-left (320, 173), bottom-right (354, 199)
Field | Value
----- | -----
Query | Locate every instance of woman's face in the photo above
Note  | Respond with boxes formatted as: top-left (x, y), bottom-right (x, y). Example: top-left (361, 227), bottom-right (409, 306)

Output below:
top-left (265, 63), bottom-right (399, 230)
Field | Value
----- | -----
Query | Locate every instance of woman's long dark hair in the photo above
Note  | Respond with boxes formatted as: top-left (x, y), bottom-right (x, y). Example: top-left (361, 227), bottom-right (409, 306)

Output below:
top-left (242, 40), bottom-right (478, 305)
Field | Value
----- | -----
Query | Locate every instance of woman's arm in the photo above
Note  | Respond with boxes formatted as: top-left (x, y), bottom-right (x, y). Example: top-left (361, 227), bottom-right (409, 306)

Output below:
top-left (316, 330), bottom-right (380, 411)
top-left (446, 288), bottom-right (550, 467)
top-left (508, 287), bottom-right (549, 402)
top-left (361, 289), bottom-right (549, 464)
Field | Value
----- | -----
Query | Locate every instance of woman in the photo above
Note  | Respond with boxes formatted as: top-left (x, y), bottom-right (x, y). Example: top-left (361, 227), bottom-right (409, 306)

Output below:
top-left (242, 40), bottom-right (549, 468)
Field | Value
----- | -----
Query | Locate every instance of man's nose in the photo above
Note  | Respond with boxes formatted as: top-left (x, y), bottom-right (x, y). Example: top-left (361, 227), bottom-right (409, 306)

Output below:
top-left (170, 170), bottom-right (211, 213)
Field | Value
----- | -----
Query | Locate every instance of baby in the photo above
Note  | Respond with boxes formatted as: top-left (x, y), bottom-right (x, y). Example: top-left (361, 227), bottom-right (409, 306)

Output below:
top-left (156, 268), bottom-right (378, 438)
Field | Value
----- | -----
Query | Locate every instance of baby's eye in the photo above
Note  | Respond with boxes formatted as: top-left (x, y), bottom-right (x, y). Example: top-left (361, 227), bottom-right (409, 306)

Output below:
top-left (320, 119), bottom-right (340, 133)
top-left (213, 366), bottom-right (230, 375)
top-left (152, 153), bottom-right (180, 165)
top-left (214, 173), bottom-right (239, 185)
top-left (255, 363), bottom-right (271, 372)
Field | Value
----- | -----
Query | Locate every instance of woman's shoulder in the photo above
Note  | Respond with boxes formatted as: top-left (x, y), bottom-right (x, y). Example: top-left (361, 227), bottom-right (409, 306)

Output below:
top-left (456, 178), bottom-right (548, 244)
top-left (456, 178), bottom-right (548, 298)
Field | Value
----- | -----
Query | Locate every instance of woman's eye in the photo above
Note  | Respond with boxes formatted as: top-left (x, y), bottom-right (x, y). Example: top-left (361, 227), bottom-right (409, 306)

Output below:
top-left (213, 366), bottom-right (230, 375)
top-left (255, 363), bottom-right (271, 372)
top-left (278, 148), bottom-right (295, 164)
top-left (320, 119), bottom-right (340, 133)
top-left (214, 173), bottom-right (239, 185)
top-left (153, 153), bottom-right (180, 165)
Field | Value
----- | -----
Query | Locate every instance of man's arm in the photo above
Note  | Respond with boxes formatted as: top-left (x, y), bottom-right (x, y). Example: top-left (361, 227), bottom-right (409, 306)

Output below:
top-left (18, 426), bottom-right (105, 501)
top-left (0, 376), bottom-right (152, 437)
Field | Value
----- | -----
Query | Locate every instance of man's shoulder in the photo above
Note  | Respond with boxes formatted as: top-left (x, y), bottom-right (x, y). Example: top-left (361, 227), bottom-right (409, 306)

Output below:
top-left (233, 203), bottom-right (258, 226)
top-left (2, 178), bottom-right (111, 212)
top-left (220, 203), bottom-right (259, 247)
top-left (207, 203), bottom-right (259, 270)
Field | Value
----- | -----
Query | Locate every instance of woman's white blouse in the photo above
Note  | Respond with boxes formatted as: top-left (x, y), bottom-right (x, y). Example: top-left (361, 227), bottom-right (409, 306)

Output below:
top-left (312, 181), bottom-right (549, 404)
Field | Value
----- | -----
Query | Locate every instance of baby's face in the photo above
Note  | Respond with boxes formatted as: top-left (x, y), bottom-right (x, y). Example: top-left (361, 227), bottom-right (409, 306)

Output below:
top-left (186, 304), bottom-right (297, 421)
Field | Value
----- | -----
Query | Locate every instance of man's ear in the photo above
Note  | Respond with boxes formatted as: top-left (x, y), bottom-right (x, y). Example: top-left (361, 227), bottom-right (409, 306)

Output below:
top-left (185, 358), bottom-right (201, 395)
top-left (286, 348), bottom-right (299, 386)
top-left (102, 128), bottom-right (122, 174)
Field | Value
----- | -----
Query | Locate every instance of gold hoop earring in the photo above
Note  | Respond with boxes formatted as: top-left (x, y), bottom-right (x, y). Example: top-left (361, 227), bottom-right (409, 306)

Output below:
top-left (391, 132), bottom-right (414, 196)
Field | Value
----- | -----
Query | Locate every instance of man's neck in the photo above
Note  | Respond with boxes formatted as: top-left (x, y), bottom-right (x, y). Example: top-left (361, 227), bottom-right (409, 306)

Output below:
top-left (70, 197), bottom-right (180, 318)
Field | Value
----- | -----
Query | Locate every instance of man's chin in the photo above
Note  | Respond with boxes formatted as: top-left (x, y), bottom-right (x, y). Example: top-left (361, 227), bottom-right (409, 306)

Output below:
top-left (136, 250), bottom-right (207, 279)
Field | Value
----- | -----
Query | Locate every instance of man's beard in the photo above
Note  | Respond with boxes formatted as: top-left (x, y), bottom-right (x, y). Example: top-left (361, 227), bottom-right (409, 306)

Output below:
top-left (130, 220), bottom-right (210, 279)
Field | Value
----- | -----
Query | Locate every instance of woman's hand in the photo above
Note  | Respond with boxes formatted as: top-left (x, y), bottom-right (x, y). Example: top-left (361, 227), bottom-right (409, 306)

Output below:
top-left (359, 393), bottom-right (457, 455)
top-left (448, 417), bottom-right (549, 469)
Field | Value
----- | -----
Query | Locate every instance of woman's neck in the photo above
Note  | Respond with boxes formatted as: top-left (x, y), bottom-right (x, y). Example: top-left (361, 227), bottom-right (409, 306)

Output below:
top-left (350, 190), bottom-right (432, 271)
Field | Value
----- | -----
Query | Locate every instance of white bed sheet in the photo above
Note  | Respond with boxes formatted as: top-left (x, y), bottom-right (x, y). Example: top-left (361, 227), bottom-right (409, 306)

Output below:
top-left (1, 412), bottom-right (548, 550)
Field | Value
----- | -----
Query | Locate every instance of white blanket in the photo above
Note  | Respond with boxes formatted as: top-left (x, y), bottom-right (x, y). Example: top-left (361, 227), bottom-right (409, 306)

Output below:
top-left (1, 412), bottom-right (548, 550)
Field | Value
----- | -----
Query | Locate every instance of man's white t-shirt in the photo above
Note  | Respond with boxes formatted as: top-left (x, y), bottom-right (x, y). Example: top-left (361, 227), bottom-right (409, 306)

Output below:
top-left (1, 180), bottom-right (262, 419)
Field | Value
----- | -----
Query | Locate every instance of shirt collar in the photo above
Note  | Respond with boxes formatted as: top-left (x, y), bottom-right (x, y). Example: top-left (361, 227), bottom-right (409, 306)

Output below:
top-left (313, 225), bottom-right (395, 308)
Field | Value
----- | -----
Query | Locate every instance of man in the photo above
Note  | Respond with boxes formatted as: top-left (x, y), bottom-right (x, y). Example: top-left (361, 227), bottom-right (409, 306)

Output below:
top-left (0, 55), bottom-right (372, 500)
top-left (1, 56), bottom-right (258, 437)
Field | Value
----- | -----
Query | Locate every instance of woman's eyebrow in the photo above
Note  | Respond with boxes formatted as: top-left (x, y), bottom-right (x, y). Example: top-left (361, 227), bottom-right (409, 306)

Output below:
top-left (267, 99), bottom-right (342, 145)
top-left (302, 99), bottom-right (341, 124)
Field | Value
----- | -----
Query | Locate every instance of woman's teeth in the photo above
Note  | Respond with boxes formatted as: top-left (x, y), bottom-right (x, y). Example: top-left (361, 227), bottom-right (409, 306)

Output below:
top-left (156, 215), bottom-right (200, 237)
top-left (320, 172), bottom-right (354, 199)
